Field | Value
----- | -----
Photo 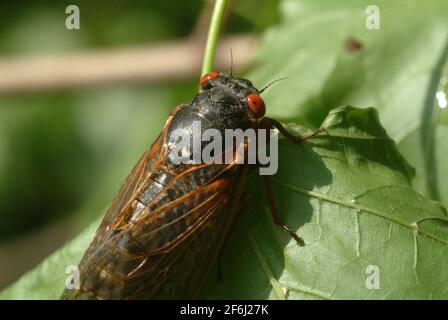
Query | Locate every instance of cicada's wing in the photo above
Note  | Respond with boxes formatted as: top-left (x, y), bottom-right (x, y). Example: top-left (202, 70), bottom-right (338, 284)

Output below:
top-left (61, 105), bottom-right (185, 299)
top-left (94, 104), bottom-right (188, 234)
top-left (77, 132), bottom-right (163, 265)
top-left (61, 102), bottom-right (249, 299)
top-left (80, 104), bottom-right (188, 255)
top-left (124, 170), bottom-right (247, 299)
top-left (70, 161), bottom-right (245, 299)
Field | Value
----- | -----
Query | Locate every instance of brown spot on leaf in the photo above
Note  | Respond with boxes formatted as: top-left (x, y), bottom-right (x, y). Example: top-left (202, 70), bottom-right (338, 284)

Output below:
top-left (344, 38), bottom-right (363, 52)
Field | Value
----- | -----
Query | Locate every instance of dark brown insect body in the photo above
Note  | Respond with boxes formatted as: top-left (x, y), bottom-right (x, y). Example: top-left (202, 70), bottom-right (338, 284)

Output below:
top-left (61, 73), bottom-right (322, 299)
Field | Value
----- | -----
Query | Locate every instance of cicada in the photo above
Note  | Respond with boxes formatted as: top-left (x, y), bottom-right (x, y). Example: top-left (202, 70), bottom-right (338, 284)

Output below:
top-left (61, 72), bottom-right (324, 299)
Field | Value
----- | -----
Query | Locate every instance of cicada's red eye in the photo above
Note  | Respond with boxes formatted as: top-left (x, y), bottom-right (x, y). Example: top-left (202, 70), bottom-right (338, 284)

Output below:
top-left (246, 93), bottom-right (265, 118)
top-left (199, 72), bottom-right (219, 89)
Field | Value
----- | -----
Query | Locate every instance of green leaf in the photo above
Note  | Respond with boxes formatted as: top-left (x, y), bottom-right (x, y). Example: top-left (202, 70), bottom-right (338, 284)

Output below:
top-left (2, 106), bottom-right (447, 299)
top-left (202, 106), bottom-right (448, 299)
top-left (249, 0), bottom-right (448, 209)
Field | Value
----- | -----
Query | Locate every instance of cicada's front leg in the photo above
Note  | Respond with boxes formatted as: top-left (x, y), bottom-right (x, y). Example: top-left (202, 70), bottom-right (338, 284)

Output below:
top-left (256, 117), bottom-right (327, 246)
top-left (258, 117), bottom-right (327, 143)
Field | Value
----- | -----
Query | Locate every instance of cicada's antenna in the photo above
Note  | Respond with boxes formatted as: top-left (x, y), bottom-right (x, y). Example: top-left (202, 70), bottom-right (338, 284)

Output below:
top-left (259, 77), bottom-right (288, 93)
top-left (229, 48), bottom-right (233, 76)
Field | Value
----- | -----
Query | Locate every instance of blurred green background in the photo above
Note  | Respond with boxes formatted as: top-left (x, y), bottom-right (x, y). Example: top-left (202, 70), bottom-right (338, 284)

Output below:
top-left (0, 0), bottom-right (279, 289)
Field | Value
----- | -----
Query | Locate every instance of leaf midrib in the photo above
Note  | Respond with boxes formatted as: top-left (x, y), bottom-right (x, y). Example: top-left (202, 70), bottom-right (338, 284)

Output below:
top-left (272, 179), bottom-right (448, 245)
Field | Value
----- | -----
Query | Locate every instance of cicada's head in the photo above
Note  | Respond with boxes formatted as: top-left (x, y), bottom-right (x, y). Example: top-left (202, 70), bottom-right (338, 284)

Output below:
top-left (199, 72), bottom-right (266, 119)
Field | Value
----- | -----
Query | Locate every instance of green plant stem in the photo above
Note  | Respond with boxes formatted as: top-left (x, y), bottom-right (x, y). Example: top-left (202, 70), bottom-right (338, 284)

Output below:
top-left (201, 0), bottom-right (228, 76)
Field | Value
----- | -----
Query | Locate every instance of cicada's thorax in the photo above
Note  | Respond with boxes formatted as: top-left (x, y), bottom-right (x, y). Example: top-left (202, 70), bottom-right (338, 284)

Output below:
top-left (136, 84), bottom-right (256, 225)
top-left (169, 86), bottom-right (255, 135)
top-left (122, 86), bottom-right (256, 245)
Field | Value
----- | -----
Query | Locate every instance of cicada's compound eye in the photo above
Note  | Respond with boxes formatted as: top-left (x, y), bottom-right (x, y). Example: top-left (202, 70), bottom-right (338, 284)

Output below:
top-left (246, 93), bottom-right (265, 118)
top-left (199, 72), bottom-right (219, 90)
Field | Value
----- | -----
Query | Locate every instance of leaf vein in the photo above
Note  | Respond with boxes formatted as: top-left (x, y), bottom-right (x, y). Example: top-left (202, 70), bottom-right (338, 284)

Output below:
top-left (272, 180), bottom-right (448, 245)
top-left (248, 232), bottom-right (286, 300)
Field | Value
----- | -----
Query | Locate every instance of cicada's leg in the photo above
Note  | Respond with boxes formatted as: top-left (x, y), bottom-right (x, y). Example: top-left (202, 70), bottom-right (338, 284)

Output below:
top-left (258, 117), bottom-right (327, 143)
top-left (262, 176), bottom-right (305, 246)
top-left (256, 117), bottom-right (325, 245)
